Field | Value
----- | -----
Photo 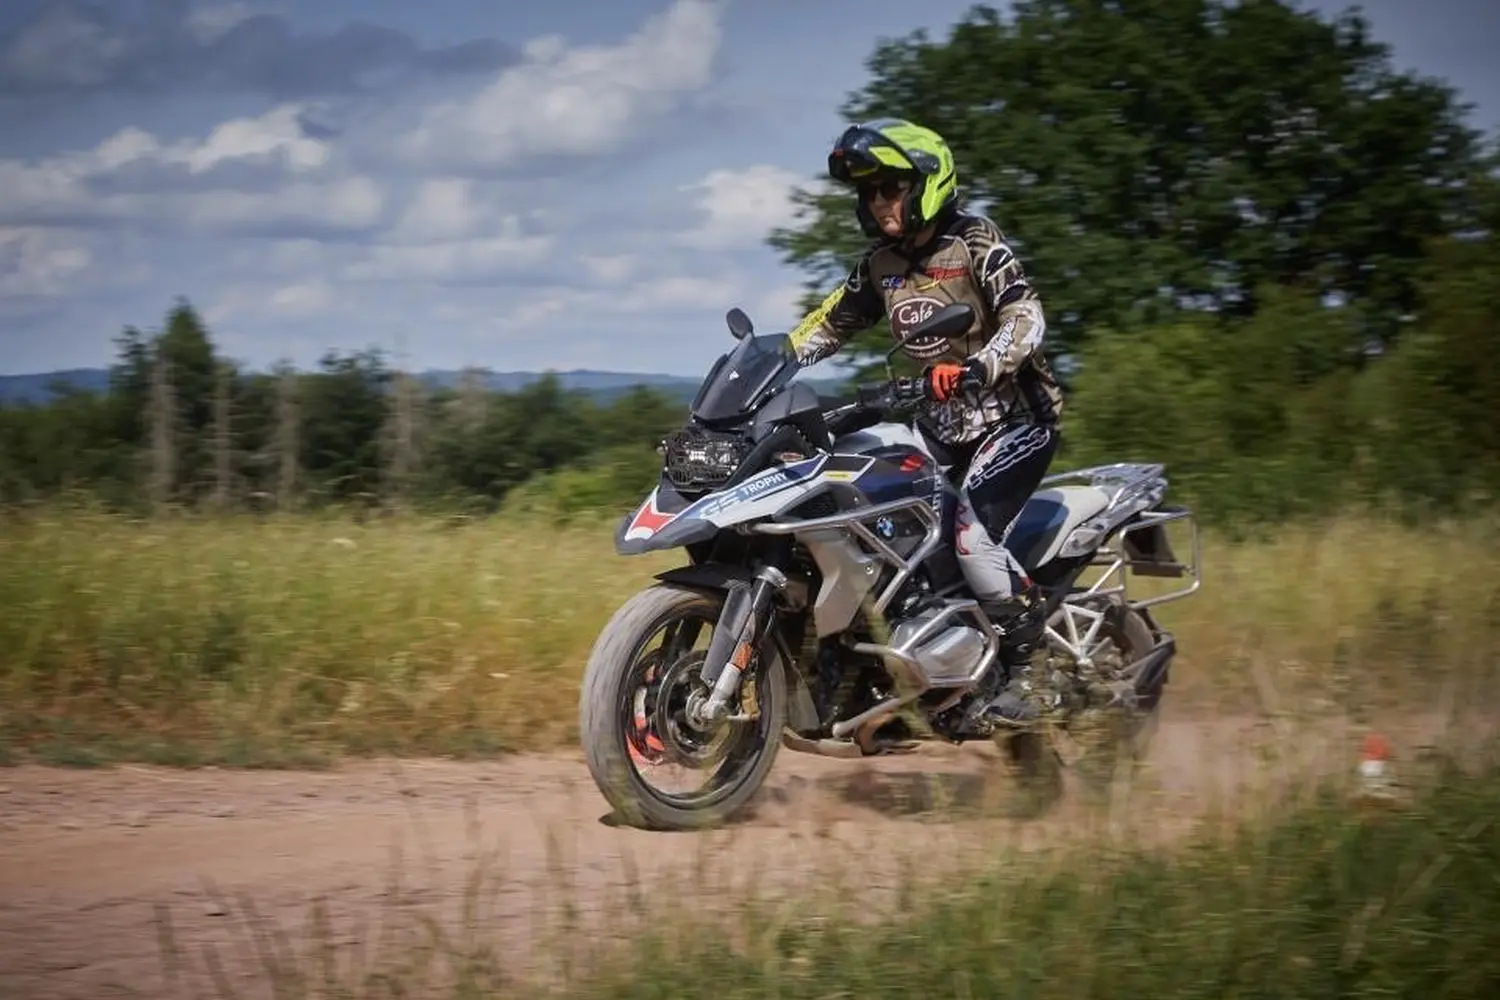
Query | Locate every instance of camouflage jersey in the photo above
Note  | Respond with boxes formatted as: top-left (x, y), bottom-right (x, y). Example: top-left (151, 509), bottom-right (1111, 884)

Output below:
top-left (788, 210), bottom-right (1064, 448)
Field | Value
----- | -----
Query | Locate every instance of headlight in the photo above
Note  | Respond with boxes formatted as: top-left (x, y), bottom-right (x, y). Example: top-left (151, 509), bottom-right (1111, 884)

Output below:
top-left (662, 425), bottom-right (750, 491)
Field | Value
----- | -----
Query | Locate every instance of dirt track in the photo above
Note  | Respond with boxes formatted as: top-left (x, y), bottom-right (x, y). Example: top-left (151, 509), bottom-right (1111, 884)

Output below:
top-left (0, 707), bottom-right (1453, 1000)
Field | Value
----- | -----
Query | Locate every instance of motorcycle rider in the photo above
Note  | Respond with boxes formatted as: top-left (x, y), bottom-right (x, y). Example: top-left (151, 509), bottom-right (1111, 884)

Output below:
top-left (787, 118), bottom-right (1065, 727)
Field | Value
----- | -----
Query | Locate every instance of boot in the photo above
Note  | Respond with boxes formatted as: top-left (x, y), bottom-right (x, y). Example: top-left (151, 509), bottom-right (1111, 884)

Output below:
top-left (982, 584), bottom-right (1047, 659)
top-left (979, 586), bottom-right (1050, 727)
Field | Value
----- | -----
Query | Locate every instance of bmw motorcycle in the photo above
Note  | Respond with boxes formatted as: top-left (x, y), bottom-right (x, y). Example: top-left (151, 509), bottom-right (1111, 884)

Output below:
top-left (578, 302), bottom-right (1202, 830)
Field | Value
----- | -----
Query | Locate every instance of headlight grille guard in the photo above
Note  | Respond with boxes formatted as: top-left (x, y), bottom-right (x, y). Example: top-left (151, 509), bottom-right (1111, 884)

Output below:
top-left (660, 425), bottom-right (752, 492)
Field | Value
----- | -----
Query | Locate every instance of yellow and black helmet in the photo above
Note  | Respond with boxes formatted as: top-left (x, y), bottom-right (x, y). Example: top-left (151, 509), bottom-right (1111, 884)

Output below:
top-left (827, 118), bottom-right (959, 238)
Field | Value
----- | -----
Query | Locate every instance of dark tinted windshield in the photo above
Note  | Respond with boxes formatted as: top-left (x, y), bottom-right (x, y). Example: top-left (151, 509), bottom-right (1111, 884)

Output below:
top-left (690, 332), bottom-right (796, 422)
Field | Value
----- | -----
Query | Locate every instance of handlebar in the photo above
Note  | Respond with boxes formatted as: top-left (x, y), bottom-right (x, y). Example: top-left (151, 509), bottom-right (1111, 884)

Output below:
top-left (821, 368), bottom-right (988, 440)
top-left (882, 375), bottom-right (929, 407)
top-left (853, 368), bottom-right (986, 410)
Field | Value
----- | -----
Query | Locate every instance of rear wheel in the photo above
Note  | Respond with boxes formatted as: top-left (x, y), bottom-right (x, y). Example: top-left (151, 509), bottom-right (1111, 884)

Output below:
top-left (1049, 599), bottom-right (1163, 792)
top-left (578, 583), bottom-right (787, 831)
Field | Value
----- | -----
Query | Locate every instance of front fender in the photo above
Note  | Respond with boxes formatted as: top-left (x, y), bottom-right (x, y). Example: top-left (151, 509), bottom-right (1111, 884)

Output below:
top-left (654, 564), bottom-right (759, 591)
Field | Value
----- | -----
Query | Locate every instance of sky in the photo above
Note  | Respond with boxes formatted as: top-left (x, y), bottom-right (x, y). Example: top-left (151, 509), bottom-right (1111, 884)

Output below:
top-left (0, 0), bottom-right (1495, 378)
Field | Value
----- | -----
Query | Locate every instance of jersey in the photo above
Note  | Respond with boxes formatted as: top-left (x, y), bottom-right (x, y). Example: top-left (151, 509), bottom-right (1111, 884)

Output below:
top-left (787, 210), bottom-right (1064, 447)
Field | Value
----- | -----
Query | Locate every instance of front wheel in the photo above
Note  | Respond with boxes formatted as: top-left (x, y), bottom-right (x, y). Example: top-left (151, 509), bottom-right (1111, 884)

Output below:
top-left (578, 583), bottom-right (787, 831)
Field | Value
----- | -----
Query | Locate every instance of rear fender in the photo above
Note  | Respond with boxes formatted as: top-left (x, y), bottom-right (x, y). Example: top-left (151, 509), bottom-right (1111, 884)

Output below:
top-left (1125, 629), bottom-right (1176, 712)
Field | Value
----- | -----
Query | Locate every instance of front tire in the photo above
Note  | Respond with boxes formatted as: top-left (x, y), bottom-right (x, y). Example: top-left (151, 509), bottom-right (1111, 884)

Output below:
top-left (578, 583), bottom-right (787, 831)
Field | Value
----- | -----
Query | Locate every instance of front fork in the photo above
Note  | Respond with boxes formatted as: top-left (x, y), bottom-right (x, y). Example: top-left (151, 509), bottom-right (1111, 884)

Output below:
top-left (688, 563), bottom-right (789, 728)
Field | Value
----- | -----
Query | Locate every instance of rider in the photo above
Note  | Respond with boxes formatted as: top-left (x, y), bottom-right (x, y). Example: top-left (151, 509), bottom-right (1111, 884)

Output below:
top-left (787, 118), bottom-right (1065, 727)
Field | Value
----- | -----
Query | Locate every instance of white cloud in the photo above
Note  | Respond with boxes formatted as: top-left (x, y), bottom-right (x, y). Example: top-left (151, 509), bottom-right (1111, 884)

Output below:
top-left (397, 0), bottom-right (725, 171)
top-left (0, 226), bottom-right (92, 296)
top-left (751, 282), bottom-right (810, 330)
top-left (183, 3), bottom-right (257, 45)
top-left (617, 274), bottom-right (741, 313)
top-left (679, 164), bottom-right (805, 248)
top-left (497, 272), bottom-right (743, 332)
top-left (0, 103), bottom-right (364, 235)
top-left (184, 177), bottom-right (385, 231)
top-left (184, 104), bottom-right (330, 174)
top-left (390, 178), bottom-right (485, 243)
top-left (579, 253), bottom-right (637, 284)
top-left (0, 4), bottom-right (124, 91)
top-left (82, 104), bottom-right (330, 176)
top-left (269, 280), bottom-right (335, 315)
top-left (342, 216), bottom-right (553, 284)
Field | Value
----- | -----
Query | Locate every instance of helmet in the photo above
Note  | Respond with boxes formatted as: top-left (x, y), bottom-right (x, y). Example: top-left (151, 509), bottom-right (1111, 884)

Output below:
top-left (827, 118), bottom-right (958, 239)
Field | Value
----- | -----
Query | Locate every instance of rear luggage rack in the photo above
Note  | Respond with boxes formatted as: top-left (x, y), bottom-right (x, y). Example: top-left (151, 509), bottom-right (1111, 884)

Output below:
top-left (1043, 463), bottom-right (1202, 610)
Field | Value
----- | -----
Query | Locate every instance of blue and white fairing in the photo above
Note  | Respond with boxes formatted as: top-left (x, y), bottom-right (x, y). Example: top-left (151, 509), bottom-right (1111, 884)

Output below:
top-left (614, 435), bottom-right (957, 556)
top-left (612, 324), bottom-right (959, 556)
top-left (615, 455), bottom-right (832, 555)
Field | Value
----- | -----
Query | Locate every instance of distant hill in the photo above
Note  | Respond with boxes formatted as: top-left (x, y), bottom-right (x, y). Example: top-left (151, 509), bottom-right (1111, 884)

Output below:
top-left (0, 369), bottom-right (114, 403)
top-left (0, 366), bottom-right (849, 407)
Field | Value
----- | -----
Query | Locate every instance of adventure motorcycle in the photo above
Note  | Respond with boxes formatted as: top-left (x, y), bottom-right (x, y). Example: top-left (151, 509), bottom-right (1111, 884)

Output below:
top-left (578, 302), bottom-right (1201, 831)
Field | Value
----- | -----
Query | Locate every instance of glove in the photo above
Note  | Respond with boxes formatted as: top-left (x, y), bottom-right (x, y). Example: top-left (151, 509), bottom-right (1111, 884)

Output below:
top-left (925, 359), bottom-right (985, 402)
top-left (925, 364), bottom-right (963, 402)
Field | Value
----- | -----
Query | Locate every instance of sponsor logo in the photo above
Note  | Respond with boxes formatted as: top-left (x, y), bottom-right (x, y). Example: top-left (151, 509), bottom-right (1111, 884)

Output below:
top-left (920, 265), bottom-right (968, 283)
top-left (890, 295), bottom-right (952, 359)
top-left (695, 458), bottom-right (824, 519)
top-left (881, 275), bottom-right (905, 289)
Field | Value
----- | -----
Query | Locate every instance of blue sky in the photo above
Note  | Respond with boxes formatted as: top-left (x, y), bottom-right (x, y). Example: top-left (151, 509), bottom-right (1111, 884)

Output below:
top-left (0, 0), bottom-right (1495, 378)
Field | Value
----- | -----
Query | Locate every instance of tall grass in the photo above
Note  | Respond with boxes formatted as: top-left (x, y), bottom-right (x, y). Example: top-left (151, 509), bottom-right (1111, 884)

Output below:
top-left (1, 503), bottom-right (1497, 765)
top-left (570, 749), bottom-right (1500, 1000)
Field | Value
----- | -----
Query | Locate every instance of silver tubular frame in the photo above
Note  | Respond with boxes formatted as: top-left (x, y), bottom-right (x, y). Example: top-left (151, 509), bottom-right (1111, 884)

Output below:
top-left (750, 493), bottom-right (1001, 732)
top-left (750, 493), bottom-right (945, 617)
top-left (745, 461), bottom-right (1204, 729)
top-left (1037, 464), bottom-right (1203, 667)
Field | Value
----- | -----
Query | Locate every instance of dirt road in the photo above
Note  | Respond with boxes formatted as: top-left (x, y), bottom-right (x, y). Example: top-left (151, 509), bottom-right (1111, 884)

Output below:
top-left (0, 708), bottom-right (1442, 1000)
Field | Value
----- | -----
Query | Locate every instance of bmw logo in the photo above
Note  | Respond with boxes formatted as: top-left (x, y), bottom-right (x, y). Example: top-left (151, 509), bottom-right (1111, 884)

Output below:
top-left (875, 516), bottom-right (895, 539)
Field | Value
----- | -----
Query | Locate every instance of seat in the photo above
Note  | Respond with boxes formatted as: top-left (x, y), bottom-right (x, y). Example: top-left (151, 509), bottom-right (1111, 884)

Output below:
top-left (1006, 485), bottom-right (1113, 573)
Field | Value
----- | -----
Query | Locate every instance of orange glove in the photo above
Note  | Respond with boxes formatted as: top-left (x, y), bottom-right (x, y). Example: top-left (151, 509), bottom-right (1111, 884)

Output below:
top-left (925, 363), bottom-right (966, 402)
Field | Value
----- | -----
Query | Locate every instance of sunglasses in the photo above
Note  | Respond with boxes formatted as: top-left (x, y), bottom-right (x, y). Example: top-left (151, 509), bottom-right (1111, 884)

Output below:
top-left (856, 178), bottom-right (911, 202)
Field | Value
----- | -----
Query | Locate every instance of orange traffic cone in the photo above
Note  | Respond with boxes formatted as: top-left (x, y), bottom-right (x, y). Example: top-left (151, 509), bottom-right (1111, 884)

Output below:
top-left (1355, 732), bottom-right (1396, 806)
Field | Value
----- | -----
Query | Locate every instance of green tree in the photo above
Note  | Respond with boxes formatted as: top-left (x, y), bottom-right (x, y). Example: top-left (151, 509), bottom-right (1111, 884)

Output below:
top-left (154, 298), bottom-right (220, 498)
top-left (770, 0), bottom-right (1487, 361)
top-left (299, 349), bottom-right (393, 502)
top-left (1353, 233), bottom-right (1500, 506)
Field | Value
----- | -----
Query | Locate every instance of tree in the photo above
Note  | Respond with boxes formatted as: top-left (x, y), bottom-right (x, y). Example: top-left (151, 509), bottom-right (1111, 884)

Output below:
top-left (154, 298), bottom-right (219, 496)
top-left (299, 349), bottom-right (392, 502)
top-left (769, 0), bottom-right (1488, 360)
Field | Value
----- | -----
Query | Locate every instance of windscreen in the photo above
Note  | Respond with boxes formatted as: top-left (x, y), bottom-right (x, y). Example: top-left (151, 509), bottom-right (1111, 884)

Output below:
top-left (690, 332), bottom-right (796, 423)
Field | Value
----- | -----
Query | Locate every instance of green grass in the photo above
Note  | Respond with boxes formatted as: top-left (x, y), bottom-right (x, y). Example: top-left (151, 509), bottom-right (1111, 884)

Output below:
top-left (576, 753), bottom-right (1500, 999)
top-left (1, 503), bottom-right (1497, 765)
top-left (0, 504), bottom-right (675, 764)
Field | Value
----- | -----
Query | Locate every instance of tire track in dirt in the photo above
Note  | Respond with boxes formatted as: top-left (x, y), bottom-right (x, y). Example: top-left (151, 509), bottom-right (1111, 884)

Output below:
top-left (0, 706), bottom-right (1458, 1000)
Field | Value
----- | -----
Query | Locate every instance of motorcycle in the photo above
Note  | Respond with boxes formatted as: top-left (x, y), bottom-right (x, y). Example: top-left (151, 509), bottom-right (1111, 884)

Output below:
top-left (578, 302), bottom-right (1202, 830)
